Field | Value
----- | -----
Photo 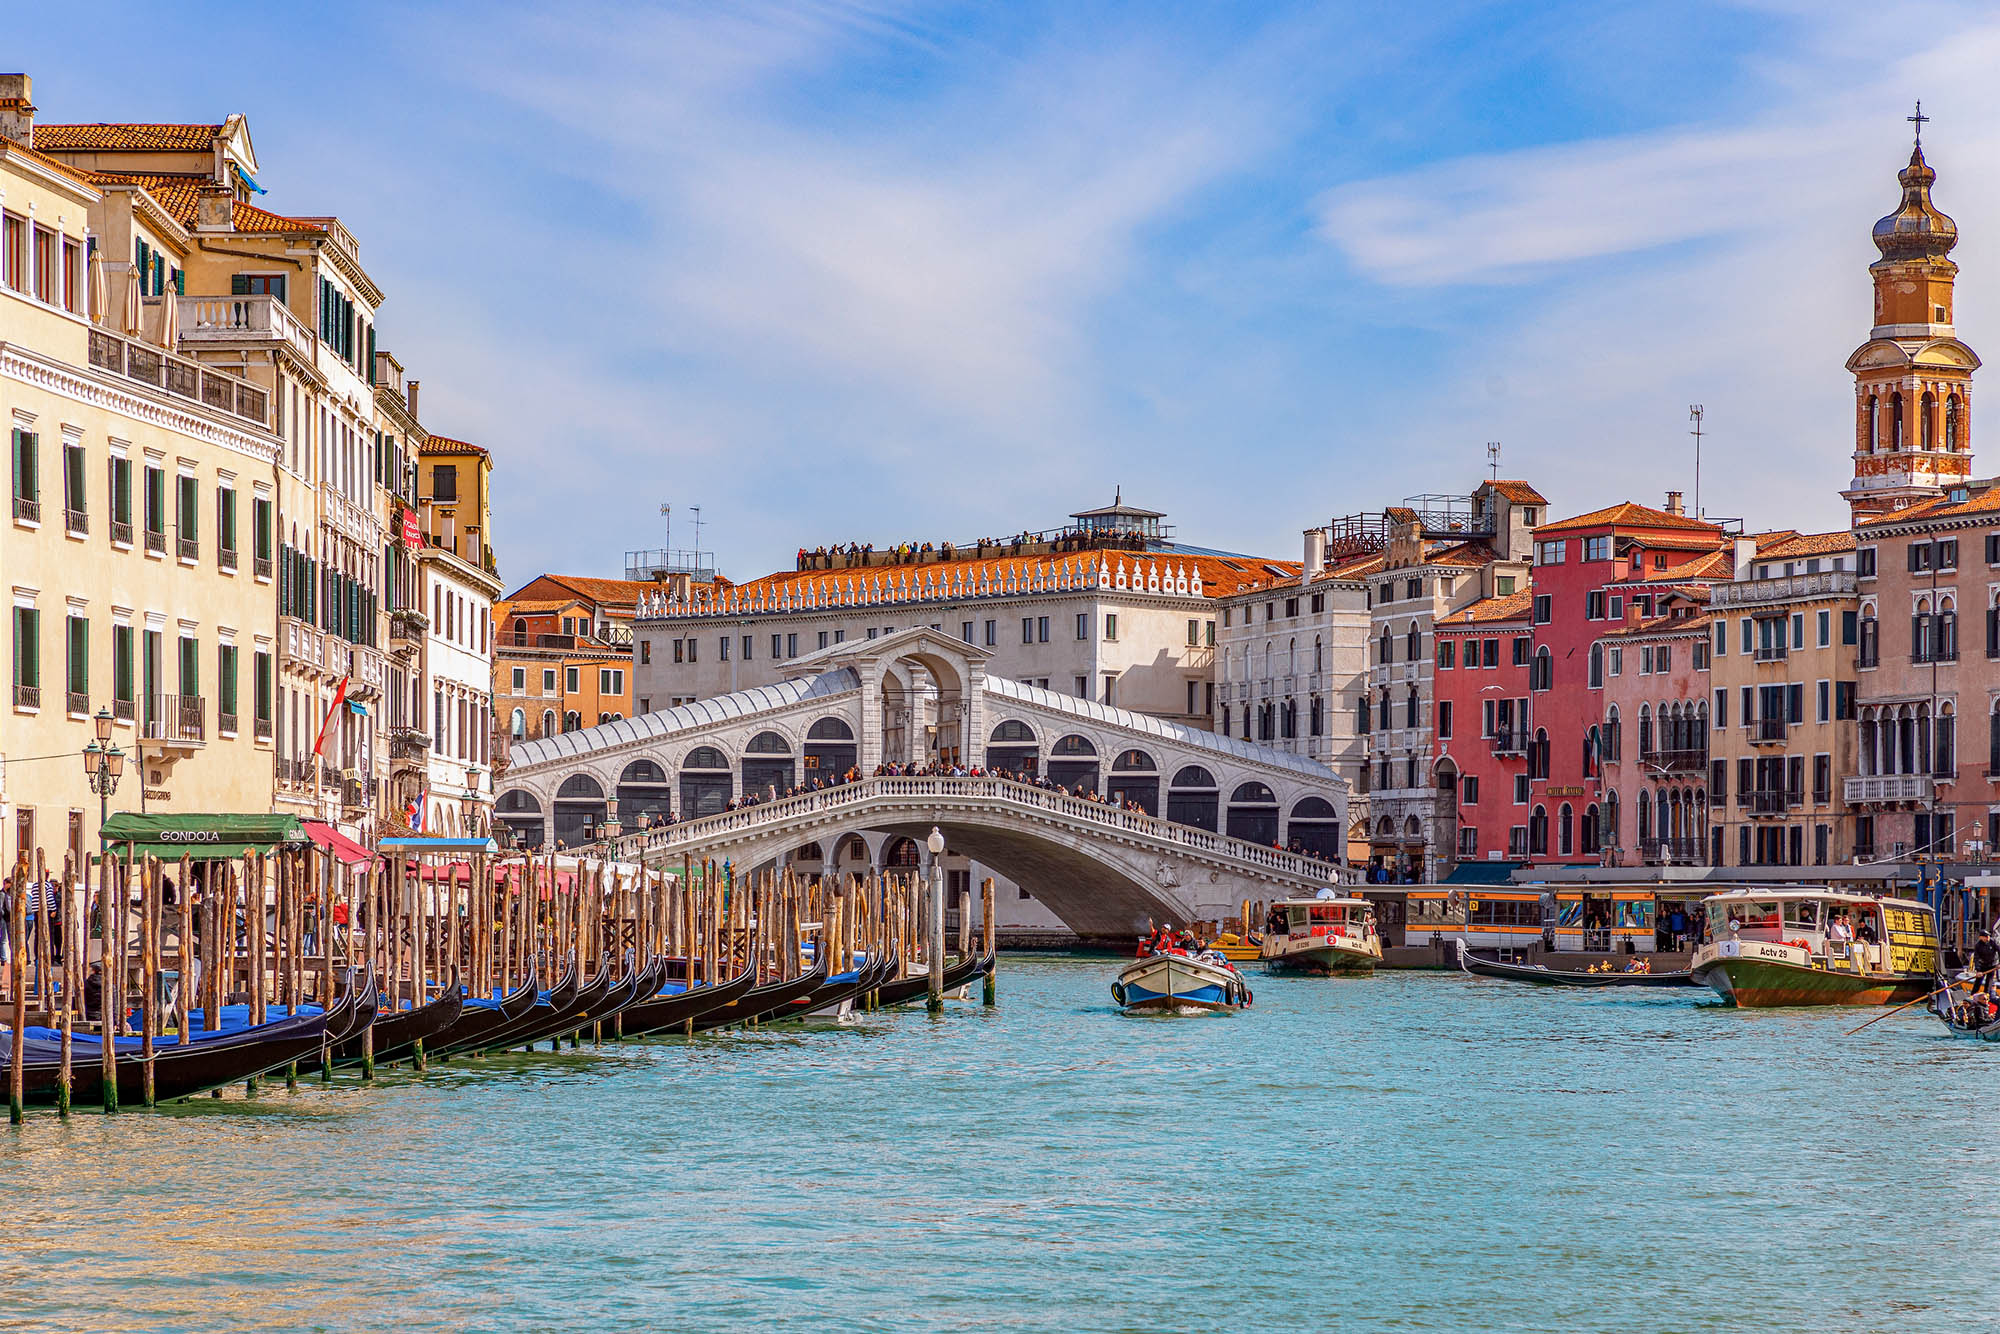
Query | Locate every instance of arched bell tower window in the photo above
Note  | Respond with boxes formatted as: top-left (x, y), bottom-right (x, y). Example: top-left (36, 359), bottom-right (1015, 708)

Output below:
top-left (1892, 391), bottom-right (1905, 451)
top-left (1922, 390), bottom-right (1936, 450)
top-left (1866, 394), bottom-right (1878, 451)
top-left (1947, 394), bottom-right (1962, 451)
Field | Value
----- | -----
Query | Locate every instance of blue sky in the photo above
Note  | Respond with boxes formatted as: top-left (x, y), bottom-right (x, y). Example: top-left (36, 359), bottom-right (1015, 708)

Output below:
top-left (17, 1), bottom-right (2000, 581)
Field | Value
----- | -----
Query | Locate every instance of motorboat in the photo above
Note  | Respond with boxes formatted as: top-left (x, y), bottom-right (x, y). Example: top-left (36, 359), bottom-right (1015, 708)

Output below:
top-left (1111, 949), bottom-right (1251, 1014)
top-left (1689, 889), bottom-right (1937, 1007)
top-left (1261, 891), bottom-right (1382, 975)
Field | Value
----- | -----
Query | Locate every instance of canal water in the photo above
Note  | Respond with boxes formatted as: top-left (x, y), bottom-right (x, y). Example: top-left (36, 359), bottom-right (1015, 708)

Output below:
top-left (4, 956), bottom-right (1997, 1331)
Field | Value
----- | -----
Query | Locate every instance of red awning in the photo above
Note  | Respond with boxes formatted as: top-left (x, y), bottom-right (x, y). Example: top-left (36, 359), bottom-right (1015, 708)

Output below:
top-left (302, 820), bottom-right (377, 866)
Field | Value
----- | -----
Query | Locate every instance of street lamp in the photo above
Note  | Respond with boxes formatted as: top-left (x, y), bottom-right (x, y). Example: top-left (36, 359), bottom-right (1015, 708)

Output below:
top-left (83, 707), bottom-right (126, 847)
top-left (926, 826), bottom-right (946, 1013)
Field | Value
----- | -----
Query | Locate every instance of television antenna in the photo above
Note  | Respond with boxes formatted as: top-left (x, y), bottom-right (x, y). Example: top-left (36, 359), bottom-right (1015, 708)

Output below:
top-left (1486, 442), bottom-right (1501, 480)
top-left (1688, 406), bottom-right (1704, 518)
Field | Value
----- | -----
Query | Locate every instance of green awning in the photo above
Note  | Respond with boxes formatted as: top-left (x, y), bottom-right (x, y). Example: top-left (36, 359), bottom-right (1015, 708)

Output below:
top-left (1442, 860), bottom-right (1526, 885)
top-left (99, 813), bottom-right (309, 860)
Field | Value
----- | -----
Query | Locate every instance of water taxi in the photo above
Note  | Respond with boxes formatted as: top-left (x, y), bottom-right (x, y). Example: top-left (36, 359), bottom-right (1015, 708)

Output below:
top-left (1261, 892), bottom-right (1382, 975)
top-left (1689, 889), bottom-right (1936, 1008)
top-left (1111, 951), bottom-right (1252, 1014)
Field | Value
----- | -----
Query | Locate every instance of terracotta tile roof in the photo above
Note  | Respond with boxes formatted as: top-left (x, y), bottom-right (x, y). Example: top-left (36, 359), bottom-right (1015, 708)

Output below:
top-left (1439, 590), bottom-right (1533, 626)
top-left (1310, 552), bottom-right (1385, 583)
top-left (0, 136), bottom-right (104, 194)
top-left (77, 168), bottom-right (324, 236)
top-left (1535, 501), bottom-right (1722, 535)
top-left (231, 200), bottom-right (323, 234)
top-left (1756, 530), bottom-right (1856, 559)
top-left (423, 436), bottom-right (489, 457)
top-left (505, 574), bottom-right (657, 609)
top-left (1628, 550), bottom-right (1733, 582)
top-left (1425, 539), bottom-right (1499, 568)
top-left (35, 123), bottom-right (222, 152)
top-left (1857, 484), bottom-right (2000, 527)
top-left (645, 550), bottom-right (1293, 618)
top-left (1487, 479), bottom-right (1548, 504)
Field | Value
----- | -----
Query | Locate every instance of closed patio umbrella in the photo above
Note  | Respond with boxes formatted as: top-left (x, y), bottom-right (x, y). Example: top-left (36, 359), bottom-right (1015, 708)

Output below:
top-left (87, 247), bottom-right (107, 326)
top-left (156, 276), bottom-right (179, 347)
top-left (122, 262), bottom-right (141, 336)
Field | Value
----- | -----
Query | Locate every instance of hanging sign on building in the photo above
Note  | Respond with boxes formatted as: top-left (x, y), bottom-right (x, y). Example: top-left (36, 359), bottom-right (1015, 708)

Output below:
top-left (401, 509), bottom-right (422, 549)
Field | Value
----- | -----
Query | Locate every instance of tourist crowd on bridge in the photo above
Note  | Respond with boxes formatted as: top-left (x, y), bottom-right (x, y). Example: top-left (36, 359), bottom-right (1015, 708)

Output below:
top-left (793, 524), bottom-right (1158, 571)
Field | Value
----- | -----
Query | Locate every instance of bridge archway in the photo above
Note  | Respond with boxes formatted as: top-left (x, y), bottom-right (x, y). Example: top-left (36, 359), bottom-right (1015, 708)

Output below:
top-left (1107, 748), bottom-right (1159, 814)
top-left (1228, 781), bottom-right (1279, 845)
top-left (495, 789), bottom-right (543, 850)
top-left (616, 759), bottom-right (673, 826)
top-left (680, 745), bottom-right (732, 818)
top-left (987, 719), bottom-right (1039, 775)
top-left (554, 773), bottom-right (606, 848)
top-left (1049, 734), bottom-right (1099, 793)
top-left (805, 717), bottom-right (857, 781)
top-left (1289, 796), bottom-right (1341, 858)
top-left (1167, 765), bottom-right (1218, 831)
top-left (742, 730), bottom-right (795, 798)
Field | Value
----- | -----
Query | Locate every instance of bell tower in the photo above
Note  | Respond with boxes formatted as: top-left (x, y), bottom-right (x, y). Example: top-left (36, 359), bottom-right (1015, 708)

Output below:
top-left (1843, 106), bottom-right (1980, 522)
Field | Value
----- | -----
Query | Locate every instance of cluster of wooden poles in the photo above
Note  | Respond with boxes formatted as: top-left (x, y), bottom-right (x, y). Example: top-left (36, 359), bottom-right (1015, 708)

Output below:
top-left (4, 843), bottom-right (997, 1122)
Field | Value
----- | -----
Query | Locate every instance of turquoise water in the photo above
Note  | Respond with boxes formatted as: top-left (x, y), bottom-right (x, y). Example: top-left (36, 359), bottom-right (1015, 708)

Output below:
top-left (4, 956), bottom-right (1997, 1332)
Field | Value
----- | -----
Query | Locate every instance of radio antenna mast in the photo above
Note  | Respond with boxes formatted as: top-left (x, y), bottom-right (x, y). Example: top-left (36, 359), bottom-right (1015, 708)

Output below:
top-left (1689, 406), bottom-right (1704, 518)
top-left (1486, 442), bottom-right (1501, 481)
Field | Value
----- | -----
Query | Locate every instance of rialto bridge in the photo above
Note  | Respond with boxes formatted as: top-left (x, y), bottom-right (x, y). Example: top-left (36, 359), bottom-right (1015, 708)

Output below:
top-left (496, 628), bottom-right (1351, 942)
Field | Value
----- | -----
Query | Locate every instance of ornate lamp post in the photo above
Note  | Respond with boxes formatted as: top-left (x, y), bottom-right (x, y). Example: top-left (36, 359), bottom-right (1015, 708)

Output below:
top-left (926, 826), bottom-right (946, 1013)
top-left (82, 707), bottom-right (126, 847)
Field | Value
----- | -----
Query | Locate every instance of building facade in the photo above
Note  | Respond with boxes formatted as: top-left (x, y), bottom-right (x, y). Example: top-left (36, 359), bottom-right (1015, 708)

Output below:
top-left (1596, 596), bottom-right (1711, 868)
top-left (1431, 591), bottom-right (1533, 868)
top-left (496, 574), bottom-right (641, 742)
top-left (1, 90), bottom-right (281, 867)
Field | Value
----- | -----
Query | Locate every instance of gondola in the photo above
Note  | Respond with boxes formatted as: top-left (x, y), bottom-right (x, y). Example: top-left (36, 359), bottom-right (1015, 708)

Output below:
top-left (692, 955), bottom-right (830, 1032)
top-left (501, 960), bottom-right (619, 1052)
top-left (617, 964), bottom-right (758, 1037)
top-left (1456, 940), bottom-right (1693, 988)
top-left (761, 952), bottom-right (893, 1025)
top-left (559, 955), bottom-right (667, 1043)
top-left (3, 970), bottom-right (364, 1106)
top-left (1932, 976), bottom-right (2000, 1040)
top-left (465, 956), bottom-right (581, 1054)
top-left (429, 973), bottom-right (541, 1057)
top-left (871, 951), bottom-right (994, 1007)
top-left (332, 977), bottom-right (464, 1069)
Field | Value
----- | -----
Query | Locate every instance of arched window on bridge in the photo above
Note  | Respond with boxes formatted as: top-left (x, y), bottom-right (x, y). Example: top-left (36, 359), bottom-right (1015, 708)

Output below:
top-left (805, 716), bottom-right (858, 780)
top-left (553, 773), bottom-right (607, 848)
top-left (1226, 781), bottom-right (1279, 845)
top-left (1167, 765), bottom-right (1218, 831)
top-left (1107, 749), bottom-right (1159, 815)
top-left (495, 789), bottom-right (544, 851)
top-left (1048, 734), bottom-right (1099, 794)
top-left (680, 745), bottom-right (732, 819)
top-left (883, 836), bottom-right (922, 869)
top-left (1288, 796), bottom-right (1341, 858)
top-left (841, 836), bottom-right (870, 866)
top-left (987, 718), bottom-right (1039, 776)
top-left (743, 730), bottom-right (795, 799)
top-left (616, 759), bottom-right (674, 827)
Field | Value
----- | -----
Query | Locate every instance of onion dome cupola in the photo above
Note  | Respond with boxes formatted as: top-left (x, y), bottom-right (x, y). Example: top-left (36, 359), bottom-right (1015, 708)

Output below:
top-left (1872, 144), bottom-right (1958, 261)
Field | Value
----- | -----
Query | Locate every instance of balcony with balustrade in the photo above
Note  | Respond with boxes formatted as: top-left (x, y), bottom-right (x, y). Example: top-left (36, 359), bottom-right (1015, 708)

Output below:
top-left (1745, 790), bottom-right (1799, 818)
top-left (1843, 773), bottom-right (1935, 806)
top-left (1751, 718), bottom-right (1789, 744)
top-left (176, 293), bottom-right (317, 366)
top-left (1640, 746), bottom-right (1707, 775)
top-left (141, 694), bottom-right (205, 750)
top-left (87, 327), bottom-right (269, 429)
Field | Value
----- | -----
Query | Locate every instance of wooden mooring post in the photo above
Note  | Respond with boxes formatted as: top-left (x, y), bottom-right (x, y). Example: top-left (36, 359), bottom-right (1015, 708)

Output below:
top-left (982, 877), bottom-right (996, 1007)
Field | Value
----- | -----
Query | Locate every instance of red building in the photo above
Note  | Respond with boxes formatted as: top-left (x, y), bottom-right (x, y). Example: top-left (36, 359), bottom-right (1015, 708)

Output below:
top-left (1432, 591), bottom-right (1533, 867)
top-left (1525, 501), bottom-right (1731, 864)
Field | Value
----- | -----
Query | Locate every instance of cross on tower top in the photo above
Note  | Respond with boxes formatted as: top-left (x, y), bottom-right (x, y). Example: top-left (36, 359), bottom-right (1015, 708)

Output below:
top-left (1909, 99), bottom-right (1929, 149)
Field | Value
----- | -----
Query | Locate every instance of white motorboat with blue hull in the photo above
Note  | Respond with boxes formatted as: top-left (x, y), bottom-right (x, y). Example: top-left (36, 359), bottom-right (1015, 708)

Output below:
top-left (1111, 951), bottom-right (1251, 1014)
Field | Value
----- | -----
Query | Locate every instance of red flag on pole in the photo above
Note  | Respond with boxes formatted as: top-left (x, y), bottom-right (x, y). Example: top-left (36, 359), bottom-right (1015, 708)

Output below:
top-left (312, 676), bottom-right (351, 758)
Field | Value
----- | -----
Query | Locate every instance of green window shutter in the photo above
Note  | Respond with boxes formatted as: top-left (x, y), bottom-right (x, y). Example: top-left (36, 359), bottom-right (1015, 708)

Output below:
top-left (366, 324), bottom-right (376, 384)
top-left (67, 616), bottom-right (87, 695)
top-left (173, 267), bottom-right (184, 296)
top-left (219, 487), bottom-right (236, 552)
top-left (179, 636), bottom-right (198, 697)
top-left (9, 428), bottom-right (18, 501)
top-left (16, 607), bottom-right (38, 689)
top-left (255, 651), bottom-right (272, 722)
top-left (231, 272), bottom-right (249, 296)
top-left (114, 626), bottom-right (133, 702)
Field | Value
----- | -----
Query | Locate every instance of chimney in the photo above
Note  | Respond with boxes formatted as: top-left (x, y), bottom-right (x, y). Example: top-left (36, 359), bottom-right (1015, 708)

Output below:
top-left (0, 74), bottom-right (32, 146)
top-left (195, 183), bottom-right (233, 231)
top-left (1302, 527), bottom-right (1326, 581)
top-left (1663, 490), bottom-right (1685, 516)
top-left (405, 378), bottom-right (420, 420)
top-left (1733, 535), bottom-right (1758, 581)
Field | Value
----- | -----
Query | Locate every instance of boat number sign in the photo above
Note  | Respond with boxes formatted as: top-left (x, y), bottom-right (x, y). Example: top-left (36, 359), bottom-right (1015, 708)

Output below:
top-left (1717, 940), bottom-right (1804, 963)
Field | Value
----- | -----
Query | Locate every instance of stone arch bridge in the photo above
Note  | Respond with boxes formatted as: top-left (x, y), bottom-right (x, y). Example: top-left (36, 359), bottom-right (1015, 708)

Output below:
top-left (498, 628), bottom-right (1351, 942)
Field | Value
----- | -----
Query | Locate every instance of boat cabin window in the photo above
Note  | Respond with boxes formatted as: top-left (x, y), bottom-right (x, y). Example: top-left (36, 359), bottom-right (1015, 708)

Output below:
top-left (1781, 899), bottom-right (1823, 930)
top-left (1308, 905), bottom-right (1347, 925)
top-left (1468, 896), bottom-right (1540, 927)
top-left (1709, 900), bottom-right (1783, 941)
top-left (1408, 894), bottom-right (1465, 927)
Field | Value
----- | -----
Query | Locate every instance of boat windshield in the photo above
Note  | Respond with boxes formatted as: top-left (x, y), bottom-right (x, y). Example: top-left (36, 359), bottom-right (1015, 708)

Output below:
top-left (1308, 905), bottom-right (1347, 925)
top-left (1708, 899), bottom-right (1785, 942)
